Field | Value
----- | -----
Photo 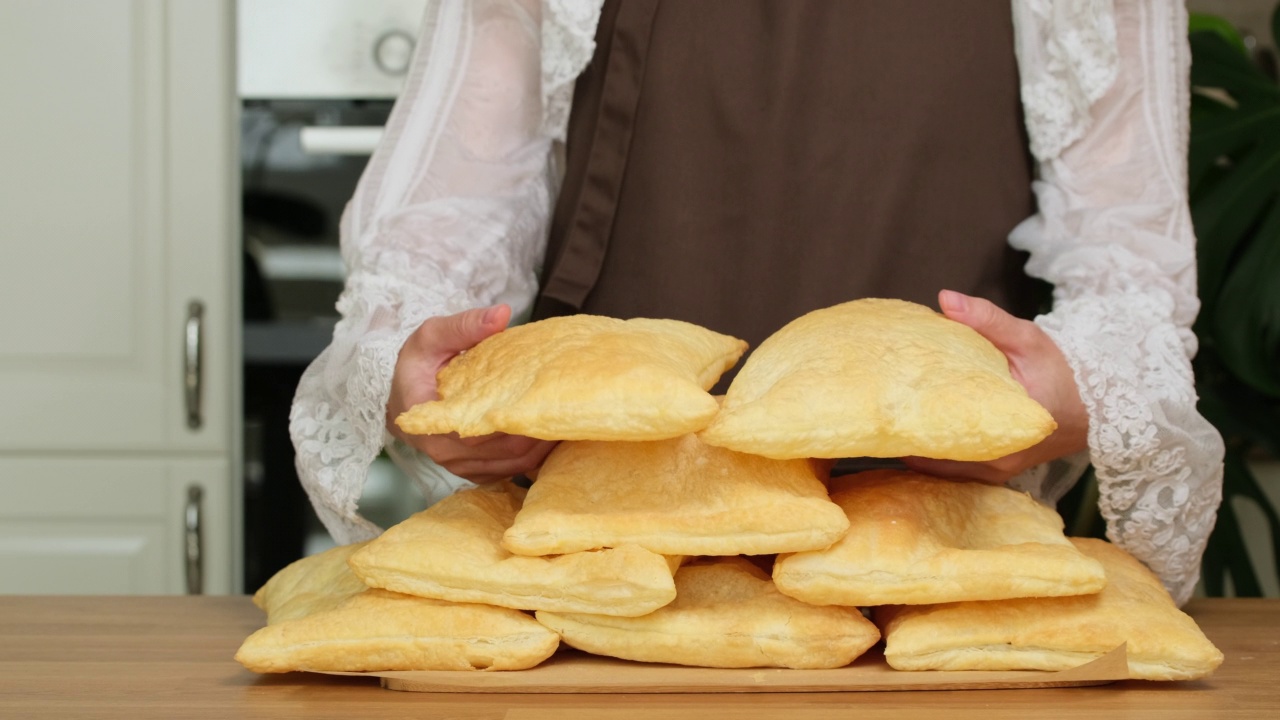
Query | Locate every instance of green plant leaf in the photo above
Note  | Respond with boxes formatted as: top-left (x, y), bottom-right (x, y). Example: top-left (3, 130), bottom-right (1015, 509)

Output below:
top-left (1198, 379), bottom-right (1258, 444)
top-left (1205, 448), bottom-right (1280, 598)
top-left (1274, 2), bottom-right (1280, 56)
top-left (1190, 88), bottom-right (1235, 122)
top-left (1201, 518), bottom-right (1226, 595)
top-left (1190, 32), bottom-right (1280, 104)
top-left (1190, 4), bottom-right (1280, 600)
top-left (1190, 161), bottom-right (1232, 213)
top-left (1213, 197), bottom-right (1280, 397)
top-left (1188, 105), bottom-right (1280, 193)
top-left (1227, 451), bottom-right (1280, 591)
top-left (1204, 485), bottom-right (1262, 596)
top-left (1190, 13), bottom-right (1250, 55)
top-left (1193, 130), bottom-right (1280, 309)
top-left (1197, 360), bottom-right (1280, 455)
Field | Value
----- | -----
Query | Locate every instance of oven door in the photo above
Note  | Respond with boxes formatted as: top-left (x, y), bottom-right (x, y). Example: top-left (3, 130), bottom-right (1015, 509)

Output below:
top-left (238, 0), bottom-right (429, 100)
top-left (238, 0), bottom-right (428, 591)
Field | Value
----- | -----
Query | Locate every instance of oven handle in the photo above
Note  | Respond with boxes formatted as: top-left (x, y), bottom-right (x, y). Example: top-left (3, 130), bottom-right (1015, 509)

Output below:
top-left (299, 126), bottom-right (385, 156)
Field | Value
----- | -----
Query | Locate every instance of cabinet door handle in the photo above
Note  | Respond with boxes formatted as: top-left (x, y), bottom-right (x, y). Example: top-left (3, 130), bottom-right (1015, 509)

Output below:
top-left (185, 485), bottom-right (204, 595)
top-left (184, 301), bottom-right (204, 430)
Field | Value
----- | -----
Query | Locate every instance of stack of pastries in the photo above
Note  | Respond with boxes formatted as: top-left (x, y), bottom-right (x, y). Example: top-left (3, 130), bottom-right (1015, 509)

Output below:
top-left (236, 300), bottom-right (1223, 681)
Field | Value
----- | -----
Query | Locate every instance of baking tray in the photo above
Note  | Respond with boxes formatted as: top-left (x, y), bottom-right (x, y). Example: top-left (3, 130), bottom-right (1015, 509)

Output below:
top-left (321, 643), bottom-right (1128, 693)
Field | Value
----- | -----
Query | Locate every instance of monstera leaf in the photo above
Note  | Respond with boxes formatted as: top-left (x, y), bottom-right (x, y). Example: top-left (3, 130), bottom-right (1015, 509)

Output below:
top-left (1187, 7), bottom-right (1280, 597)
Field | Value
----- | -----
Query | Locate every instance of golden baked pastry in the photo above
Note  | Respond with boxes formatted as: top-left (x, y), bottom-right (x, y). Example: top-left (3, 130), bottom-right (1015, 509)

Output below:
top-left (772, 470), bottom-right (1106, 605)
top-left (236, 588), bottom-right (560, 673)
top-left (252, 541), bottom-right (371, 625)
top-left (502, 434), bottom-right (849, 556)
top-left (699, 298), bottom-right (1056, 460)
top-left (395, 314), bottom-right (747, 441)
top-left (537, 557), bottom-right (881, 669)
top-left (877, 538), bottom-right (1225, 680)
top-left (349, 481), bottom-right (681, 617)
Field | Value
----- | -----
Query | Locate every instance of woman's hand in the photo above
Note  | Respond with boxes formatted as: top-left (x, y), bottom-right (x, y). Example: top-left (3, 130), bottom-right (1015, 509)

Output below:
top-left (901, 290), bottom-right (1089, 485)
top-left (386, 304), bottom-right (557, 483)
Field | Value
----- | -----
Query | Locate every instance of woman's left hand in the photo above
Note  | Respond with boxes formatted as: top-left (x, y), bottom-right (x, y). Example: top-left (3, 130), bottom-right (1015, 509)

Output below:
top-left (901, 289), bottom-right (1089, 485)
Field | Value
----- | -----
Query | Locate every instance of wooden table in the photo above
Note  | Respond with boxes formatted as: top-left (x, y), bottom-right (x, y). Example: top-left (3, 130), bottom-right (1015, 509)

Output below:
top-left (1, 596), bottom-right (1276, 719)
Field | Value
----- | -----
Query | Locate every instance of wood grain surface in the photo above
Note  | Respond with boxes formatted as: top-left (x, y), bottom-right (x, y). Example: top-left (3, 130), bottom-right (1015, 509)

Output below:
top-left (0, 596), bottom-right (1274, 719)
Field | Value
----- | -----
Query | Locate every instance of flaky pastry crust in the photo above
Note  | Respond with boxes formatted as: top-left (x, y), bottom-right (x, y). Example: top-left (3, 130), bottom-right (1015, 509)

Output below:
top-left (877, 538), bottom-right (1224, 680)
top-left (700, 299), bottom-right (1055, 460)
top-left (503, 434), bottom-right (848, 556)
top-left (397, 315), bottom-right (746, 441)
top-left (538, 557), bottom-right (880, 669)
top-left (773, 470), bottom-right (1106, 605)
top-left (350, 481), bottom-right (680, 616)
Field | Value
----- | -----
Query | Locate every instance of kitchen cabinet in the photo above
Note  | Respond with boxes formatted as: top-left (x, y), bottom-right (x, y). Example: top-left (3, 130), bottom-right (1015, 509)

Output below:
top-left (0, 0), bottom-right (238, 593)
top-left (0, 458), bottom-right (232, 594)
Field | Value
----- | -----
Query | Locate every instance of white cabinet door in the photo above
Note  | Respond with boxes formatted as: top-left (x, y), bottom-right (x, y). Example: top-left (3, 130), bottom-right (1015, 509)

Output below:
top-left (0, 1), bottom-right (238, 593)
top-left (0, 0), bottom-right (235, 454)
top-left (0, 457), bottom-right (233, 594)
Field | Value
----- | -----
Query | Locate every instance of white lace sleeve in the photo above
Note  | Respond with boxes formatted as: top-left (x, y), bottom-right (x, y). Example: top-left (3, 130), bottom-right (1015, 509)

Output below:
top-left (289, 0), bottom-right (603, 544)
top-left (1009, 0), bottom-right (1225, 604)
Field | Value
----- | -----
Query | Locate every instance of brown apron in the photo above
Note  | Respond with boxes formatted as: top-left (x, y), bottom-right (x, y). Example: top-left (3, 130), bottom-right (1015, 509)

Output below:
top-left (535, 0), bottom-right (1041, 387)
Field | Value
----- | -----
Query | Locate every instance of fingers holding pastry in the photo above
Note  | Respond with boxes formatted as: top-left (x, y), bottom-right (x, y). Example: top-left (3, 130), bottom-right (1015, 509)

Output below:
top-left (385, 304), bottom-right (560, 483)
top-left (415, 432), bottom-right (557, 484)
top-left (914, 290), bottom-right (1088, 484)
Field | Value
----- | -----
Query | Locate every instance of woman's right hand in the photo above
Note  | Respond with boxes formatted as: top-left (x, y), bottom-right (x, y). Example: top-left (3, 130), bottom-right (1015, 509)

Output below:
top-left (386, 304), bottom-right (558, 484)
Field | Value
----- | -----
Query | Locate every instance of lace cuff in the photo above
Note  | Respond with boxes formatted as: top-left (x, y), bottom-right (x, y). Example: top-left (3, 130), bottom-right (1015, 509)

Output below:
top-left (1009, 0), bottom-right (1224, 604)
top-left (290, 273), bottom-right (473, 544)
top-left (291, 0), bottom-right (600, 544)
top-left (1038, 297), bottom-right (1224, 605)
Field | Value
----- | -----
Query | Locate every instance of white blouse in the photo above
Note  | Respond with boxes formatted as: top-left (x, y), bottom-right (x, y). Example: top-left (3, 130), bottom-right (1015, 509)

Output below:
top-left (289, 0), bottom-right (1225, 605)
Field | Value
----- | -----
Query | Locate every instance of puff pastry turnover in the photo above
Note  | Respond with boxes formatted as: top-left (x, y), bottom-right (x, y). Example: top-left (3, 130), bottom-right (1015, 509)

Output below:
top-left (502, 434), bottom-right (849, 556)
top-left (537, 557), bottom-right (881, 669)
top-left (395, 314), bottom-right (747, 441)
top-left (236, 588), bottom-right (560, 673)
top-left (877, 538), bottom-right (1224, 680)
top-left (772, 470), bottom-right (1106, 606)
top-left (699, 298), bottom-right (1056, 460)
top-left (252, 541), bottom-right (371, 625)
top-left (349, 481), bottom-right (681, 617)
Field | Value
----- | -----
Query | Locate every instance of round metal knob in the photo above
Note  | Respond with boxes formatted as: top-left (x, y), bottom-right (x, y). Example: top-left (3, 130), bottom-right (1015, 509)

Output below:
top-left (374, 30), bottom-right (415, 76)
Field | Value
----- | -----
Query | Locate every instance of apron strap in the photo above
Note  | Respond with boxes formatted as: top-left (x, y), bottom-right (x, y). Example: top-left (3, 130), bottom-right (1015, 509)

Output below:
top-left (534, 0), bottom-right (661, 317)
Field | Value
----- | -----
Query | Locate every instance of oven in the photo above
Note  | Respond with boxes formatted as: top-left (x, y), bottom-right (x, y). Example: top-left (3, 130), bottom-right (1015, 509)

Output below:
top-left (238, 0), bottom-right (430, 591)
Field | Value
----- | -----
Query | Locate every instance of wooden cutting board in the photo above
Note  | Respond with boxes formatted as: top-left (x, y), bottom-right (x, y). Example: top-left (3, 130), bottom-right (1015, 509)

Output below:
top-left (320, 643), bottom-right (1128, 693)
